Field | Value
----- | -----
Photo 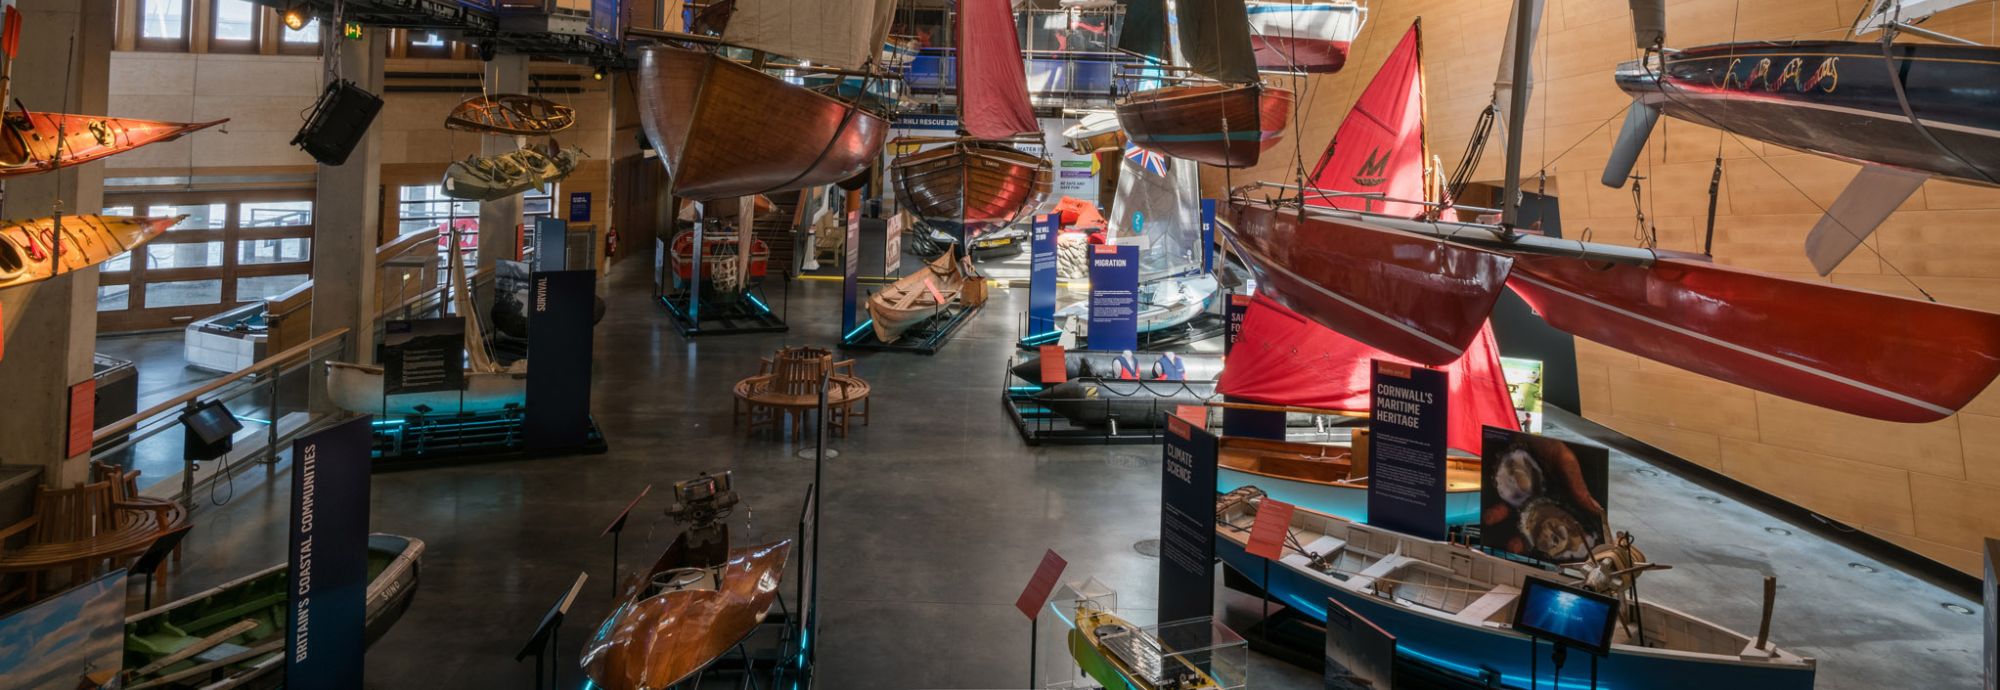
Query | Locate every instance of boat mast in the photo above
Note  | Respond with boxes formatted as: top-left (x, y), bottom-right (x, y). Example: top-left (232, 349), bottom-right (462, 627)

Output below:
top-left (1499, 0), bottom-right (1536, 227)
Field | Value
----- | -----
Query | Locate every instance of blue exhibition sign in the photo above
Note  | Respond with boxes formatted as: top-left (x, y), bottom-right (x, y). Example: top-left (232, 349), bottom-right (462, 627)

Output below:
top-left (1200, 198), bottom-right (1217, 274)
top-left (1029, 213), bottom-right (1059, 336)
top-left (1225, 293), bottom-right (1251, 355)
top-left (525, 270), bottom-right (596, 450)
top-left (287, 415), bottom-right (374, 690)
top-left (1088, 243), bottom-right (1140, 352)
top-left (1221, 405), bottom-right (1286, 440)
top-left (569, 191), bottom-right (592, 222)
top-left (1160, 413), bottom-right (1219, 625)
top-left (1365, 360), bottom-right (1450, 541)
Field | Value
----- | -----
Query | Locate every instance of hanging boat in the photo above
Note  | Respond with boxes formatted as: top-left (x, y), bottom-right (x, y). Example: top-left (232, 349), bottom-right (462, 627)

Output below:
top-left (864, 249), bottom-right (987, 343)
top-left (1216, 491), bottom-right (1819, 689)
top-left (1604, 0), bottom-right (2000, 273)
top-left (325, 244), bottom-right (527, 417)
top-left (122, 534), bottom-right (424, 688)
top-left (1246, 1), bottom-right (1367, 73)
top-left (1115, 83), bottom-right (1293, 168)
top-left (581, 537), bottom-right (793, 690)
top-left (443, 94), bottom-right (577, 136)
top-left (0, 113), bottom-right (224, 177)
top-left (890, 140), bottom-right (1053, 241)
top-left (1067, 604), bottom-right (1223, 690)
top-left (668, 229), bottom-right (770, 293)
top-left (1061, 110), bottom-right (1126, 154)
top-left (0, 215), bottom-right (182, 291)
top-left (440, 144), bottom-right (584, 201)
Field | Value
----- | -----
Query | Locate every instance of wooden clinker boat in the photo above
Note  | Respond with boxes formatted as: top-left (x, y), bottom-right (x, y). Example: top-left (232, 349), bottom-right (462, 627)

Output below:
top-left (0, 113), bottom-right (225, 177)
top-left (0, 215), bottom-right (182, 291)
top-left (635, 44), bottom-right (890, 201)
top-left (444, 94), bottom-right (577, 136)
top-left (1115, 83), bottom-right (1292, 168)
top-left (1246, 1), bottom-right (1366, 74)
top-left (890, 139), bottom-right (1052, 241)
top-left (864, 250), bottom-right (987, 342)
top-left (581, 539), bottom-right (792, 690)
top-left (1215, 434), bottom-right (1483, 525)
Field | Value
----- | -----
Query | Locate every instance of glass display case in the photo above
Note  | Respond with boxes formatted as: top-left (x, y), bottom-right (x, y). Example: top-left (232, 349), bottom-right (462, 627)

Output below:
top-left (1040, 580), bottom-right (1248, 689)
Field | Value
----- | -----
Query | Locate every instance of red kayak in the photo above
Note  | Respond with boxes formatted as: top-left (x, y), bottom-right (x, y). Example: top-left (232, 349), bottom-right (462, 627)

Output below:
top-left (0, 112), bottom-right (226, 177)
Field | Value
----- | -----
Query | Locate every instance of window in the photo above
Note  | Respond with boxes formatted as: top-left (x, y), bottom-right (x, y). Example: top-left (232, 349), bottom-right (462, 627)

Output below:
top-left (406, 30), bottom-right (452, 59)
top-left (146, 279), bottom-right (222, 307)
top-left (237, 274), bottom-right (309, 300)
top-left (146, 241), bottom-right (226, 269)
top-left (99, 190), bottom-right (315, 331)
top-left (397, 183), bottom-right (558, 283)
top-left (280, 17), bottom-right (321, 55)
top-left (210, 0), bottom-right (259, 52)
top-left (240, 200), bottom-right (312, 228)
top-left (137, 0), bottom-right (189, 51)
top-left (238, 238), bottom-right (310, 265)
top-left (157, 203), bottom-right (228, 230)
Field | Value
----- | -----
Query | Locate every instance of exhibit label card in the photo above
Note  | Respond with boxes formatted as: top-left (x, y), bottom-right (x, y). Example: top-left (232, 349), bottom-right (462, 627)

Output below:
top-left (288, 415), bottom-right (373, 690)
top-left (1246, 498), bottom-right (1295, 561)
top-left (1088, 243), bottom-right (1140, 352)
top-left (67, 379), bottom-right (94, 458)
top-left (1160, 413), bottom-right (1219, 623)
top-left (1015, 549), bottom-right (1068, 620)
top-left (1366, 360), bottom-right (1449, 541)
top-left (1029, 213), bottom-right (1059, 335)
top-left (381, 317), bottom-right (466, 395)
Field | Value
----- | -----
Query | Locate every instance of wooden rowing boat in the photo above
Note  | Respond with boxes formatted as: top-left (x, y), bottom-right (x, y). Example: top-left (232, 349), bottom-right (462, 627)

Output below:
top-left (580, 538), bottom-right (792, 690)
top-left (443, 94), bottom-right (577, 136)
top-left (1246, 1), bottom-right (1366, 73)
top-left (1067, 605), bottom-right (1222, 690)
top-left (0, 112), bottom-right (224, 177)
top-left (1215, 434), bottom-right (1484, 525)
top-left (634, 44), bottom-right (890, 201)
top-left (889, 139), bottom-right (1052, 241)
top-left (1061, 111), bottom-right (1125, 154)
top-left (440, 144), bottom-right (583, 201)
top-left (863, 249), bottom-right (986, 343)
top-left (1115, 82), bottom-right (1292, 168)
top-left (0, 215), bottom-right (181, 291)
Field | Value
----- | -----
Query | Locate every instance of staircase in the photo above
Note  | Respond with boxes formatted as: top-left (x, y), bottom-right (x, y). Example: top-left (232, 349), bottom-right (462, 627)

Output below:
top-left (754, 190), bottom-right (803, 277)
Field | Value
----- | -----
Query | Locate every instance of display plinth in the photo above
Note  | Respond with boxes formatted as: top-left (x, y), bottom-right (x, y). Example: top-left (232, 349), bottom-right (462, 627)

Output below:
top-left (366, 410), bottom-right (609, 470)
top-left (656, 286), bottom-right (789, 337)
top-left (1019, 312), bottom-right (1231, 352)
top-left (1000, 354), bottom-right (1214, 445)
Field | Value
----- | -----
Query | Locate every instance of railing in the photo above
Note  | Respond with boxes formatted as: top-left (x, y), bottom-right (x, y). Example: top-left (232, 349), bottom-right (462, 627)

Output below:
top-left (91, 328), bottom-right (353, 509)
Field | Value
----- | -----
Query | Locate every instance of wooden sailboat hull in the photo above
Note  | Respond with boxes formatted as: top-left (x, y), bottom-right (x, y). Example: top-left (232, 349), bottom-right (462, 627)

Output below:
top-left (1508, 254), bottom-right (2000, 423)
top-left (444, 94), bottom-right (577, 136)
top-left (891, 141), bottom-right (1053, 240)
top-left (1246, 1), bottom-right (1364, 73)
top-left (1214, 436), bottom-right (1481, 525)
top-left (0, 215), bottom-right (181, 291)
top-left (1618, 41), bottom-right (2000, 185)
top-left (0, 113), bottom-right (224, 177)
top-left (1223, 199), bottom-right (1514, 366)
top-left (1216, 499), bottom-right (1817, 690)
top-left (1116, 83), bottom-right (1293, 168)
top-left (864, 251), bottom-right (985, 342)
top-left (581, 540), bottom-right (792, 690)
top-left (635, 44), bottom-right (890, 201)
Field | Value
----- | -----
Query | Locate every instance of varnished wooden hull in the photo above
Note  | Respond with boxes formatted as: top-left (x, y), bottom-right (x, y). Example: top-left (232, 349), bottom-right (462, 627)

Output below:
top-left (890, 140), bottom-right (1052, 240)
top-left (635, 45), bottom-right (890, 201)
top-left (0, 113), bottom-right (225, 177)
top-left (864, 250), bottom-right (985, 342)
top-left (1214, 436), bottom-right (1482, 525)
top-left (0, 215), bottom-right (181, 290)
top-left (444, 94), bottom-right (577, 136)
top-left (581, 540), bottom-right (793, 690)
top-left (1116, 83), bottom-right (1292, 168)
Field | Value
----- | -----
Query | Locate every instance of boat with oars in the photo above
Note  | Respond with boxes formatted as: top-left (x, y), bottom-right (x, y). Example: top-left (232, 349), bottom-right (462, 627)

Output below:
top-left (1114, 0), bottom-right (1294, 168)
top-left (627, 0), bottom-right (900, 202)
top-left (863, 248), bottom-right (988, 343)
top-left (0, 215), bottom-right (182, 291)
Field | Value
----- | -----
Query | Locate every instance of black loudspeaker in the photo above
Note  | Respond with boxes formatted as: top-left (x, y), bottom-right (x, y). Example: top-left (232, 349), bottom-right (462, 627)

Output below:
top-left (292, 79), bottom-right (383, 166)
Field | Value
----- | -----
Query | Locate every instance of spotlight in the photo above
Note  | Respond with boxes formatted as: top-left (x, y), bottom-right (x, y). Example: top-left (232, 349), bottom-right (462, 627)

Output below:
top-left (282, 3), bottom-right (308, 31)
top-left (592, 66), bottom-right (606, 81)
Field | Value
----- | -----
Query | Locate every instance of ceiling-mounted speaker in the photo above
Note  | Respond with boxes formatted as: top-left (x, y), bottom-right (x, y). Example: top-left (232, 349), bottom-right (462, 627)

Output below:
top-left (292, 79), bottom-right (383, 166)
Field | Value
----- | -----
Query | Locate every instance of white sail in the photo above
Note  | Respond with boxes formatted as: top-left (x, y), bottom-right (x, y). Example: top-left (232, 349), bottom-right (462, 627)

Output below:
top-left (449, 239), bottom-right (501, 375)
top-left (1109, 144), bottom-right (1202, 283)
top-left (1492, 0), bottom-right (1544, 145)
top-left (724, 0), bottom-right (898, 71)
top-left (1853, 0), bottom-right (1978, 35)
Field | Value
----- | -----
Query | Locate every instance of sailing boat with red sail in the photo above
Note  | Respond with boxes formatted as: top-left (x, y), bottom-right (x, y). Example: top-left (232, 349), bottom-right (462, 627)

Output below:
top-left (1213, 294), bottom-right (1517, 525)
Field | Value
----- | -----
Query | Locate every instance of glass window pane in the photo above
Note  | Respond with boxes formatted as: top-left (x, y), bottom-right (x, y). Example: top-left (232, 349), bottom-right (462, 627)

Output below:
top-left (213, 0), bottom-right (255, 41)
top-left (398, 185), bottom-right (479, 235)
top-left (141, 0), bottom-right (185, 39)
top-left (283, 18), bottom-right (321, 43)
top-left (97, 284), bottom-right (129, 311)
top-left (523, 198), bottom-right (553, 215)
top-left (153, 203), bottom-right (227, 230)
top-left (238, 238), bottom-right (311, 265)
top-left (103, 252), bottom-right (132, 273)
top-left (237, 274), bottom-right (309, 301)
top-left (146, 279), bottom-right (221, 307)
top-left (145, 241), bottom-right (225, 269)
top-left (103, 205), bottom-right (136, 216)
top-left (240, 200), bottom-right (312, 228)
top-left (411, 31), bottom-right (445, 48)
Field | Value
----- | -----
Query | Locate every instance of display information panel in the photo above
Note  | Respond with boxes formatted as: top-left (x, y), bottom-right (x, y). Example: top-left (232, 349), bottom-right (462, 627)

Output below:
top-left (1159, 413), bottom-right (1218, 624)
top-left (1029, 213), bottom-right (1059, 335)
top-left (288, 415), bottom-right (373, 690)
top-left (1366, 360), bottom-right (1449, 541)
top-left (526, 270), bottom-right (596, 449)
top-left (1513, 576), bottom-right (1619, 656)
top-left (1225, 293), bottom-right (1251, 354)
top-left (381, 317), bottom-right (466, 395)
top-left (1089, 243), bottom-right (1140, 352)
top-left (1479, 427), bottom-right (1611, 564)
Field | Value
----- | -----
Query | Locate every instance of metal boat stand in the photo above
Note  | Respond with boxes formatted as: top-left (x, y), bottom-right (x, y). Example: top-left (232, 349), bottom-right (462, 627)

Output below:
top-left (838, 301), bottom-right (981, 355)
top-left (655, 213), bottom-right (790, 338)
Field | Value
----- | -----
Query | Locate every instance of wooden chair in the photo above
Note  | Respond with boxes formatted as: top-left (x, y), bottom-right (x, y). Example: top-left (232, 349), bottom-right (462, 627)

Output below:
top-left (734, 346), bottom-right (873, 437)
top-left (0, 481), bottom-right (161, 603)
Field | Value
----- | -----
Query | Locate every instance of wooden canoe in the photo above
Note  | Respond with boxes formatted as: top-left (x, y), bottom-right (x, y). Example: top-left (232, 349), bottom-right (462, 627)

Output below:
top-left (0, 112), bottom-right (224, 177)
top-left (635, 44), bottom-right (890, 201)
top-left (0, 215), bottom-right (182, 291)
top-left (890, 139), bottom-right (1052, 241)
top-left (581, 538), bottom-right (793, 690)
top-left (1115, 83), bottom-right (1292, 168)
top-left (1223, 198), bottom-right (1513, 365)
top-left (443, 94), bottom-right (577, 136)
top-left (864, 250), bottom-right (986, 342)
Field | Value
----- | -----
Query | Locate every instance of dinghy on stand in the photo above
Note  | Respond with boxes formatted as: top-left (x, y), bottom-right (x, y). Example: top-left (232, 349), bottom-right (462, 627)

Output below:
top-left (1051, 141), bottom-right (1226, 350)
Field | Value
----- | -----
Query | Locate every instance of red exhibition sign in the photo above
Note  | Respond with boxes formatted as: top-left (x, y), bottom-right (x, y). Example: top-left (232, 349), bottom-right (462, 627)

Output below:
top-left (1015, 549), bottom-right (1068, 620)
top-left (1039, 344), bottom-right (1067, 384)
top-left (1174, 404), bottom-right (1206, 426)
top-left (67, 379), bottom-right (95, 458)
top-left (1246, 498), bottom-right (1296, 561)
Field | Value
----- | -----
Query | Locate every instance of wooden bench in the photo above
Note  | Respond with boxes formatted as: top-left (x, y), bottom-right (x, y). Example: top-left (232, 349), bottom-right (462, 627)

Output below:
top-left (93, 461), bottom-right (189, 566)
top-left (0, 480), bottom-right (165, 605)
top-left (733, 347), bottom-right (872, 437)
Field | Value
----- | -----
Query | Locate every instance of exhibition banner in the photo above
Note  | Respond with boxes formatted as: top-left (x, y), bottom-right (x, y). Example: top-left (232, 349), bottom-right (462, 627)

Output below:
top-left (842, 194), bottom-right (861, 339)
top-left (526, 270), bottom-right (596, 449)
top-left (287, 415), bottom-right (373, 690)
top-left (1088, 243), bottom-right (1140, 352)
top-left (1366, 361), bottom-right (1449, 541)
top-left (381, 317), bottom-right (466, 395)
top-left (1324, 596), bottom-right (1396, 690)
top-left (1029, 213), bottom-right (1060, 336)
top-left (1478, 427), bottom-right (1610, 564)
top-left (1200, 198), bottom-right (1217, 273)
top-left (535, 217), bottom-right (568, 271)
top-left (1225, 293), bottom-right (1251, 354)
top-left (1160, 414), bottom-right (1218, 623)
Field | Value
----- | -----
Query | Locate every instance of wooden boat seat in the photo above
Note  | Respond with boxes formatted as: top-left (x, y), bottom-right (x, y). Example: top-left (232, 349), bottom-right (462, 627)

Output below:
top-left (733, 347), bottom-right (872, 438)
top-left (0, 480), bottom-right (166, 603)
top-left (1454, 584), bottom-right (1521, 625)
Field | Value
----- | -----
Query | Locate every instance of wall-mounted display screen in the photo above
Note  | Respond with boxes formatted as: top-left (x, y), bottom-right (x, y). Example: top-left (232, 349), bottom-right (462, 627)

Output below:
top-left (1513, 576), bottom-right (1619, 656)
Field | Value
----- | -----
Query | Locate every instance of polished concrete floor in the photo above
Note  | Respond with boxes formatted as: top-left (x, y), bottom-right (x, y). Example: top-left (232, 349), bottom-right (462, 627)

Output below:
top-left (148, 261), bottom-right (1985, 689)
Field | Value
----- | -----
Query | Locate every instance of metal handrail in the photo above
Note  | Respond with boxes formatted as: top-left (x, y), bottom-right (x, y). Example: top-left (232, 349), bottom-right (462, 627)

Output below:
top-left (92, 328), bottom-right (350, 446)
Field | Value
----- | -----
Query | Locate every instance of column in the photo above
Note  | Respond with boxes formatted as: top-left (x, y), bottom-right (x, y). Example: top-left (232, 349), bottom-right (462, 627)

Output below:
top-left (308, 30), bottom-right (385, 412)
top-left (476, 54), bottom-right (528, 301)
top-left (0, 0), bottom-right (115, 486)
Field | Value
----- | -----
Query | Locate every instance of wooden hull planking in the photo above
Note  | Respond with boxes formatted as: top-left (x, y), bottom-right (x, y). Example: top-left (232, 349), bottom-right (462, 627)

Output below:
top-left (582, 540), bottom-right (793, 690)
top-left (1215, 436), bottom-right (1482, 525)
top-left (1116, 83), bottom-right (1293, 168)
top-left (864, 250), bottom-right (984, 342)
top-left (0, 215), bottom-right (181, 291)
top-left (890, 140), bottom-right (1052, 240)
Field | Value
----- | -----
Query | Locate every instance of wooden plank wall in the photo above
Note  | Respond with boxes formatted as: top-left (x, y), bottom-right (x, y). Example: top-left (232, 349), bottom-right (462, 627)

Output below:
top-left (1220, 0), bottom-right (2000, 574)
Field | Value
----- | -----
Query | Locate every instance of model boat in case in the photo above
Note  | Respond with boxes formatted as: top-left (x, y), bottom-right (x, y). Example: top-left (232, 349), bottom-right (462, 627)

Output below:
top-left (444, 94), bottom-right (576, 136)
top-left (1067, 605), bottom-right (1223, 690)
top-left (0, 215), bottom-right (182, 291)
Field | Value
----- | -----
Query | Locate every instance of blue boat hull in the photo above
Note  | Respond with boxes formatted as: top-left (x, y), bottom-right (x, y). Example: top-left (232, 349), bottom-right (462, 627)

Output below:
top-left (1216, 466), bottom-right (1482, 526)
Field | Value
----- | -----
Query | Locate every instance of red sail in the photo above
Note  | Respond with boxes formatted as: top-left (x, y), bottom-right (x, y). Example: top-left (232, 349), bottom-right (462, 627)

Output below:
top-left (956, 0), bottom-right (1038, 139)
top-left (1219, 295), bottom-right (1519, 453)
top-left (1306, 22), bottom-right (1426, 219)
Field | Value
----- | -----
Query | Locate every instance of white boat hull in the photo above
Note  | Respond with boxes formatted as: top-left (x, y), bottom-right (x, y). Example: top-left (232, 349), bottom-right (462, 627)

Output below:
top-left (325, 362), bottom-right (527, 417)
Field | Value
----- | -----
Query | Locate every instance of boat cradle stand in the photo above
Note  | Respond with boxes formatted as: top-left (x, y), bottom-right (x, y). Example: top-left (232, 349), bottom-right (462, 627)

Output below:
top-left (366, 409), bottom-right (610, 471)
top-left (997, 357), bottom-right (1183, 447)
top-left (657, 283), bottom-right (790, 338)
top-left (839, 302), bottom-right (981, 356)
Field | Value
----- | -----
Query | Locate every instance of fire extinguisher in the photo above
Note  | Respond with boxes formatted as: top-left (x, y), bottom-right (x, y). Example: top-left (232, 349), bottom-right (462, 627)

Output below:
top-left (605, 226), bottom-right (620, 258)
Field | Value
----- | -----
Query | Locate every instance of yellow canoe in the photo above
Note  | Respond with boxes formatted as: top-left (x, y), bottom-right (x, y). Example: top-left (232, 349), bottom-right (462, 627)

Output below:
top-left (0, 214), bottom-right (183, 290)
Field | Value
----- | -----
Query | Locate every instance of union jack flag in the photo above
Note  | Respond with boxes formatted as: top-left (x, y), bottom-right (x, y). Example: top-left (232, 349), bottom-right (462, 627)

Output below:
top-left (1124, 143), bottom-right (1168, 176)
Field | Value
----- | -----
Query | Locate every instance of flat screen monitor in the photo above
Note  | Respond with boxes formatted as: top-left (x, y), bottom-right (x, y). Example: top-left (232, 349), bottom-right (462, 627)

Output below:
top-left (1512, 576), bottom-right (1619, 656)
top-left (182, 400), bottom-right (243, 446)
